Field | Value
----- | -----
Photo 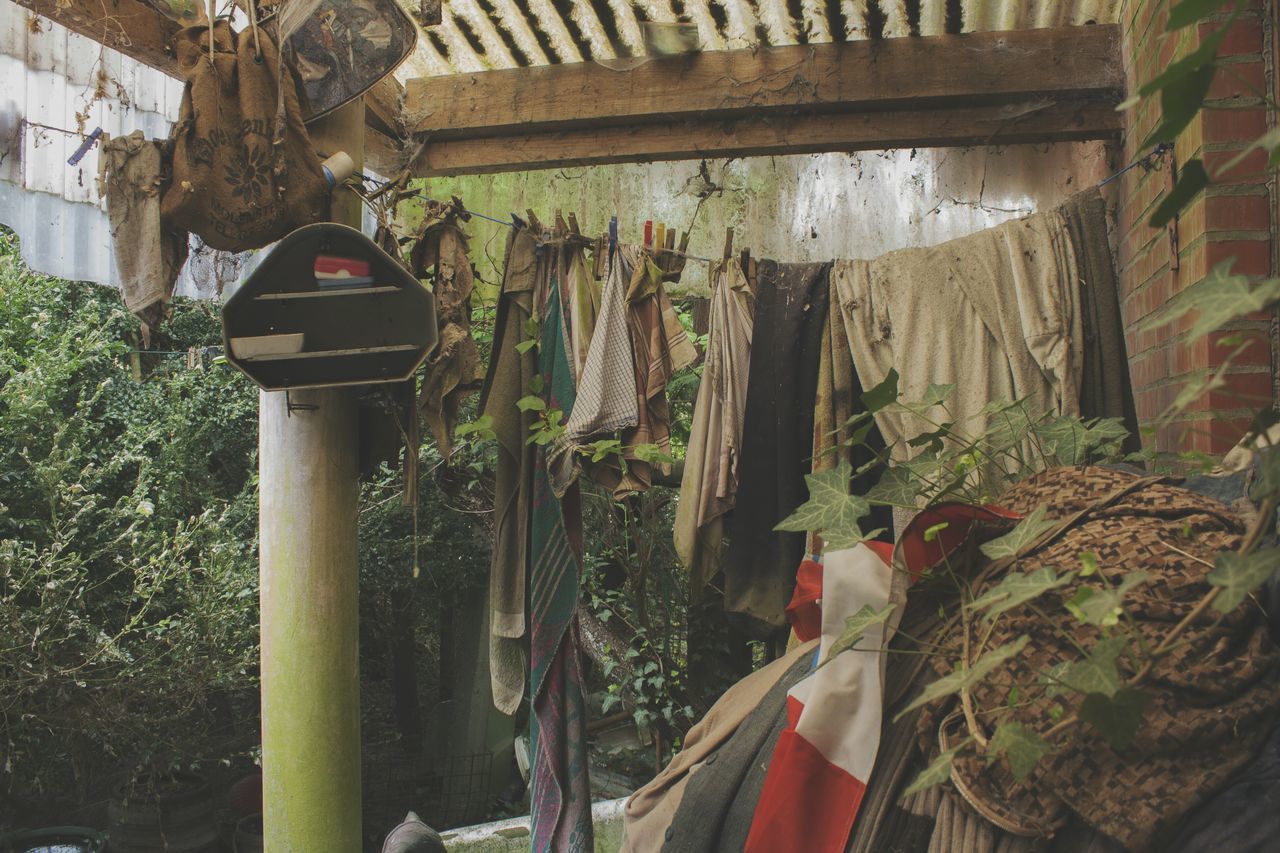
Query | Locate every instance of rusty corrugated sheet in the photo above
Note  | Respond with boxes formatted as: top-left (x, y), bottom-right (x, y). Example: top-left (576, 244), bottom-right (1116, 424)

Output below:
top-left (0, 0), bottom-right (243, 298)
top-left (395, 0), bottom-right (1122, 78)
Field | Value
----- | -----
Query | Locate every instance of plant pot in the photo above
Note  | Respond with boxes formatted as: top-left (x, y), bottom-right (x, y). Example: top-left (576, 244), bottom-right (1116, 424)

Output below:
top-left (106, 771), bottom-right (218, 853)
top-left (232, 814), bottom-right (263, 853)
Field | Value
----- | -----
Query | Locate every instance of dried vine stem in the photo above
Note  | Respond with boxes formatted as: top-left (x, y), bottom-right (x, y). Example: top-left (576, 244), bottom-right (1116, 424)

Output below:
top-left (1043, 492), bottom-right (1279, 744)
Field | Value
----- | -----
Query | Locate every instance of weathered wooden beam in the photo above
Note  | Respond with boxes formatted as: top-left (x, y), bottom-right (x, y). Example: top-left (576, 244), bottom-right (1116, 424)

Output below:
top-left (411, 99), bottom-right (1121, 177)
top-left (405, 25), bottom-right (1123, 141)
top-left (11, 0), bottom-right (182, 75)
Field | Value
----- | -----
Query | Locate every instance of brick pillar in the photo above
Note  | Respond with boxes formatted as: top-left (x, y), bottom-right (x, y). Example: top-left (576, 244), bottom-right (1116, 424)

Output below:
top-left (1118, 0), bottom-right (1275, 455)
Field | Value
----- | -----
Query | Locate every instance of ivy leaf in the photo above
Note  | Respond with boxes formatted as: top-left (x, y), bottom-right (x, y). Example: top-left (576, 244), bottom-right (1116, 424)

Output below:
top-left (1218, 127), bottom-right (1280, 177)
top-left (1066, 571), bottom-right (1148, 627)
top-left (824, 526), bottom-right (887, 552)
top-left (1157, 366), bottom-right (1228, 426)
top-left (1144, 262), bottom-right (1280, 341)
top-left (1138, 20), bottom-right (1231, 99)
top-left (774, 461), bottom-right (871, 545)
top-left (920, 382), bottom-right (956, 408)
top-left (897, 637), bottom-right (1029, 719)
top-left (1149, 158), bottom-right (1210, 229)
top-left (455, 414), bottom-right (496, 441)
top-left (514, 339), bottom-right (537, 354)
top-left (970, 566), bottom-right (1077, 623)
top-left (633, 443), bottom-right (675, 466)
top-left (821, 603), bottom-right (897, 666)
top-left (987, 722), bottom-right (1051, 781)
top-left (1209, 551), bottom-right (1278, 613)
top-left (515, 395), bottom-right (546, 412)
top-left (1168, 0), bottom-right (1233, 30)
top-left (901, 741), bottom-right (967, 799)
top-left (1079, 688), bottom-right (1153, 752)
top-left (528, 373), bottom-right (545, 394)
top-left (1035, 416), bottom-right (1090, 465)
top-left (1058, 636), bottom-right (1127, 698)
top-left (979, 506), bottom-right (1057, 561)
top-left (1079, 552), bottom-right (1100, 578)
top-left (866, 464), bottom-right (918, 507)
top-left (1146, 69), bottom-right (1216, 152)
top-left (860, 368), bottom-right (900, 414)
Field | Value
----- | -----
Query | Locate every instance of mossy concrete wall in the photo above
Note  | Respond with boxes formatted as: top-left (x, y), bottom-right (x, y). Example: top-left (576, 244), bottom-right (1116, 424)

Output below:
top-left (440, 797), bottom-right (626, 852)
top-left (407, 143), bottom-right (1112, 296)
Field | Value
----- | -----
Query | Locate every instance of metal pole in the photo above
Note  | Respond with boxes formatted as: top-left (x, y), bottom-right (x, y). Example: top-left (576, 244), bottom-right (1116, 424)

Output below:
top-left (260, 98), bottom-right (366, 852)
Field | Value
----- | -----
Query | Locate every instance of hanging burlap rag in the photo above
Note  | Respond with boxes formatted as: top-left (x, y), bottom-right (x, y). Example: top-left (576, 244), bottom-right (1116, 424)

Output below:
top-left (161, 20), bottom-right (328, 252)
top-left (411, 205), bottom-right (483, 457)
top-left (98, 131), bottom-right (189, 344)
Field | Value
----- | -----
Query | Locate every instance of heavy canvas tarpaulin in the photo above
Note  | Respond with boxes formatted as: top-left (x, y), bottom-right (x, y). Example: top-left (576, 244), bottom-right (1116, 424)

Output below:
top-left (477, 226), bottom-right (542, 715)
top-left (723, 260), bottom-right (831, 632)
top-left (529, 271), bottom-right (594, 853)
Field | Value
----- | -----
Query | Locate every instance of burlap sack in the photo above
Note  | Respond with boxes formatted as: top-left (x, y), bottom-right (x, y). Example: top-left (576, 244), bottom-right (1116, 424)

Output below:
top-left (161, 20), bottom-right (329, 252)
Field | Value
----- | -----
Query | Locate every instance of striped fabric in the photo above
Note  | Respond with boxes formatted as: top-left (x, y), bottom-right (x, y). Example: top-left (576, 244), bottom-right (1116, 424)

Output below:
top-left (529, 272), bottom-right (594, 853)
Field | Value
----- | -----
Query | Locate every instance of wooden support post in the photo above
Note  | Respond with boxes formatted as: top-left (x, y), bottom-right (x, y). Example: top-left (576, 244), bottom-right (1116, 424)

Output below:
top-left (259, 98), bottom-right (366, 853)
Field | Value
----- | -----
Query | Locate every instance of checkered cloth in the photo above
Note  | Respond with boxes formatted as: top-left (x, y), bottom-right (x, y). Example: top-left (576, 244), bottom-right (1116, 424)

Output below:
top-left (548, 244), bottom-right (642, 495)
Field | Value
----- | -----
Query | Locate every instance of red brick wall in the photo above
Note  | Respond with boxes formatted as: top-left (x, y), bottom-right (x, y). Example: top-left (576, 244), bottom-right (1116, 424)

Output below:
top-left (1117, 0), bottom-right (1275, 455)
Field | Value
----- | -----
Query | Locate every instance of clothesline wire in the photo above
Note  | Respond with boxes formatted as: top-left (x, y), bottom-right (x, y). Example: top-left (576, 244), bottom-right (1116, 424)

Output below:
top-left (360, 148), bottom-right (1162, 265)
top-left (355, 172), bottom-right (721, 265)
top-left (1097, 142), bottom-right (1173, 187)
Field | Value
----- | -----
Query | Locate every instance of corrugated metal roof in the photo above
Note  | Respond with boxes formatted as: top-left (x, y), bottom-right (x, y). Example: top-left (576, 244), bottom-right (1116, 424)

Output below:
top-left (395, 0), bottom-right (1121, 79)
top-left (0, 1), bottom-right (243, 298)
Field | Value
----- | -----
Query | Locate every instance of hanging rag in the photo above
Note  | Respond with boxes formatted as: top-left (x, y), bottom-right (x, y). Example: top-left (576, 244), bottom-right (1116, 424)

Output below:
top-left (602, 251), bottom-right (698, 496)
top-left (915, 466), bottom-right (1280, 849)
top-left (831, 197), bottom-right (1085, 467)
top-left (529, 266), bottom-right (594, 853)
top-left (98, 131), bottom-right (189, 345)
top-left (674, 259), bottom-right (755, 598)
top-left (723, 261), bottom-right (831, 633)
top-left (161, 20), bottom-right (329, 252)
top-left (477, 225), bottom-right (544, 715)
top-left (549, 243), bottom-right (641, 494)
top-left (1059, 189), bottom-right (1142, 453)
top-left (411, 205), bottom-right (484, 457)
top-left (808, 272), bottom-right (894, 553)
top-left (565, 242), bottom-right (602, 382)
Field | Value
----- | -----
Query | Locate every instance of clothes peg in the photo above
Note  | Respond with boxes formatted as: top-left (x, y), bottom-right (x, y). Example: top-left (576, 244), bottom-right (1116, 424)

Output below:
top-left (526, 209), bottom-right (543, 233)
top-left (568, 213), bottom-right (582, 236)
top-left (655, 222), bottom-right (667, 257)
top-left (593, 234), bottom-right (606, 278)
top-left (554, 211), bottom-right (568, 240)
top-left (723, 227), bottom-right (734, 260)
top-left (643, 220), bottom-right (654, 249)
top-left (664, 227), bottom-right (676, 252)
top-left (609, 216), bottom-right (618, 255)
